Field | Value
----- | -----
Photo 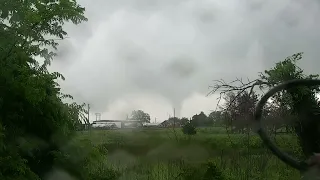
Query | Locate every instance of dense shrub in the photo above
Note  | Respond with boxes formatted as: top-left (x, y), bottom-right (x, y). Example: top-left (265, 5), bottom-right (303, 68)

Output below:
top-left (182, 123), bottom-right (197, 136)
top-left (180, 161), bottom-right (227, 180)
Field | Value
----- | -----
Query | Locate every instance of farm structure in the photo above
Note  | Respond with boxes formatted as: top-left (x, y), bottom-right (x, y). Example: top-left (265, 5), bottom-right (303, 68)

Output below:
top-left (92, 120), bottom-right (143, 129)
top-left (160, 120), bottom-right (182, 128)
top-left (142, 122), bottom-right (162, 128)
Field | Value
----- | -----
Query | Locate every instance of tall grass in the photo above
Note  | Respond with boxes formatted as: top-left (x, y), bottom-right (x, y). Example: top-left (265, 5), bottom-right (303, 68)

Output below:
top-left (78, 127), bottom-right (301, 180)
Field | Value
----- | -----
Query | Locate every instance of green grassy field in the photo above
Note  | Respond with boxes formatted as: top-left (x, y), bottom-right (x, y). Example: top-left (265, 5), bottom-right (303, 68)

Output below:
top-left (78, 127), bottom-right (302, 180)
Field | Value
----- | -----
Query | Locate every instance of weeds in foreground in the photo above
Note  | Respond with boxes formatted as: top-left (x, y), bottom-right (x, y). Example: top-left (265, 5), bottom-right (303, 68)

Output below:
top-left (79, 128), bottom-right (300, 180)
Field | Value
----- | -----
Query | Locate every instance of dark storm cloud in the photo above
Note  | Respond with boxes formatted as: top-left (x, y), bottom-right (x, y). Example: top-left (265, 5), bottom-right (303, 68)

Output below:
top-left (49, 0), bottom-right (320, 119)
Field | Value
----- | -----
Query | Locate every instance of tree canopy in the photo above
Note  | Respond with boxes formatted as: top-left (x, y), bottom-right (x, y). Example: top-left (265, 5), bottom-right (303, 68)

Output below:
top-left (0, 1), bottom-right (118, 180)
top-left (130, 110), bottom-right (151, 123)
top-left (211, 52), bottom-right (320, 158)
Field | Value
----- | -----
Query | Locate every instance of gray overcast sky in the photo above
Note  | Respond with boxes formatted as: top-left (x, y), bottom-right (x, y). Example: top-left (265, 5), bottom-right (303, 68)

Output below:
top-left (49, 0), bottom-right (320, 122)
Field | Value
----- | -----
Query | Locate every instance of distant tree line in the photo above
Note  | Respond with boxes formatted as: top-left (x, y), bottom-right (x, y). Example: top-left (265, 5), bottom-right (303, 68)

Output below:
top-left (126, 53), bottom-right (320, 160)
top-left (129, 53), bottom-right (320, 161)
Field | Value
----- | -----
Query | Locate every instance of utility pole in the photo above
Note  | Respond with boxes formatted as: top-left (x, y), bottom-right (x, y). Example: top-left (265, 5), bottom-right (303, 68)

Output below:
top-left (173, 108), bottom-right (176, 127)
top-left (87, 104), bottom-right (90, 124)
top-left (86, 104), bottom-right (90, 130)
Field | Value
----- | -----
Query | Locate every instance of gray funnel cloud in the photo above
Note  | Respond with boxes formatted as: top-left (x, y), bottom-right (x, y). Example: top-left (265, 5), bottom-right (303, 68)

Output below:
top-left (49, 0), bottom-right (320, 120)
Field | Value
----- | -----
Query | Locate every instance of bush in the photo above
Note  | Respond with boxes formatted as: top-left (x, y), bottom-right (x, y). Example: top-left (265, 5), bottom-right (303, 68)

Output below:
top-left (179, 161), bottom-right (227, 180)
top-left (52, 139), bottom-right (120, 180)
top-left (203, 161), bottom-right (227, 180)
top-left (182, 123), bottom-right (197, 136)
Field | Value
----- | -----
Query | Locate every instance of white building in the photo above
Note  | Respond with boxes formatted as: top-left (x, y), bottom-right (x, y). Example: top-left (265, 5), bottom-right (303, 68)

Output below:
top-left (142, 122), bottom-right (161, 128)
top-left (91, 122), bottom-right (118, 129)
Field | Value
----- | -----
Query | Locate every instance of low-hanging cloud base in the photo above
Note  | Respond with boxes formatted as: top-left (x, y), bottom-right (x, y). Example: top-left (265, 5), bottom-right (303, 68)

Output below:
top-left (49, 0), bottom-right (320, 122)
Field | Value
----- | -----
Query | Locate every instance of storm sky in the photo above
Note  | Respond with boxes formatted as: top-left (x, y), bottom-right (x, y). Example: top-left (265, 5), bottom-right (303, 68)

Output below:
top-left (49, 0), bottom-right (320, 122)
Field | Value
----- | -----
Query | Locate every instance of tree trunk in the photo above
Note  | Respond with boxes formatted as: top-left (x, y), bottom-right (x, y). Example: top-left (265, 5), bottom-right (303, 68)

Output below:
top-left (294, 113), bottom-right (320, 158)
top-left (290, 90), bottom-right (320, 158)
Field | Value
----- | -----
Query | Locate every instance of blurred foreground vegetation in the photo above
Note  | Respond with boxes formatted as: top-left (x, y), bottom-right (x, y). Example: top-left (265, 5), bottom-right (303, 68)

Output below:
top-left (0, 0), bottom-right (318, 180)
top-left (77, 127), bottom-right (301, 180)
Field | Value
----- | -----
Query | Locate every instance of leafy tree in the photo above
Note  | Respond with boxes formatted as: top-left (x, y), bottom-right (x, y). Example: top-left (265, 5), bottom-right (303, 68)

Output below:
top-left (219, 92), bottom-right (238, 130)
top-left (211, 52), bottom-right (320, 158)
top-left (168, 117), bottom-right (180, 124)
top-left (0, 1), bottom-right (117, 180)
top-left (68, 102), bottom-right (90, 130)
top-left (130, 110), bottom-right (151, 123)
top-left (224, 91), bottom-right (258, 133)
top-left (218, 91), bottom-right (255, 133)
top-left (262, 94), bottom-right (296, 134)
top-left (259, 53), bottom-right (320, 157)
top-left (191, 111), bottom-right (209, 127)
top-left (208, 111), bottom-right (224, 127)
top-left (180, 117), bottom-right (189, 126)
top-left (0, 0), bottom-right (87, 66)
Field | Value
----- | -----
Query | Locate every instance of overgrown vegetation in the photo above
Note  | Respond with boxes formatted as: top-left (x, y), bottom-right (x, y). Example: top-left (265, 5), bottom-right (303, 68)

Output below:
top-left (0, 0), bottom-right (319, 179)
top-left (87, 53), bottom-right (317, 179)
top-left (0, 1), bottom-right (118, 179)
top-left (182, 123), bottom-right (196, 136)
top-left (80, 128), bottom-right (300, 180)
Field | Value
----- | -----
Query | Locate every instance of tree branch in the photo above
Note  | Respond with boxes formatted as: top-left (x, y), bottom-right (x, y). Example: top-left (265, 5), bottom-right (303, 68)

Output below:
top-left (207, 77), bottom-right (272, 111)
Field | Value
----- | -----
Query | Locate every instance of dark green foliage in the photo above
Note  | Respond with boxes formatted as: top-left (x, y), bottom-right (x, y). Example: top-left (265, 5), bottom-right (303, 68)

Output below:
top-left (203, 161), bottom-right (226, 180)
top-left (0, 0), bottom-right (118, 180)
top-left (180, 117), bottom-right (189, 126)
top-left (130, 110), bottom-right (151, 123)
top-left (182, 123), bottom-right (197, 136)
top-left (260, 52), bottom-right (320, 158)
top-left (191, 111), bottom-right (209, 127)
top-left (208, 111), bottom-right (225, 127)
top-left (179, 161), bottom-right (226, 180)
top-left (52, 140), bottom-right (120, 180)
top-left (214, 52), bottom-right (320, 159)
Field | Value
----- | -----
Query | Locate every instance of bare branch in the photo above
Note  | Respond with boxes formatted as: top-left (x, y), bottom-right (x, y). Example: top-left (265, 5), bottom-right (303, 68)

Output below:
top-left (207, 77), bottom-right (271, 112)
